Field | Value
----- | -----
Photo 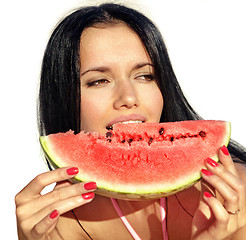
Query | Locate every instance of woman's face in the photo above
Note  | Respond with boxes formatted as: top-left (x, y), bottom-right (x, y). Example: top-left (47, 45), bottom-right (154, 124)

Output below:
top-left (79, 23), bottom-right (164, 134)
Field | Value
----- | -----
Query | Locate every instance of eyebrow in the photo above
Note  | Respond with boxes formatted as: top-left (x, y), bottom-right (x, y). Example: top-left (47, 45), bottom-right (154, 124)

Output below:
top-left (80, 62), bottom-right (154, 77)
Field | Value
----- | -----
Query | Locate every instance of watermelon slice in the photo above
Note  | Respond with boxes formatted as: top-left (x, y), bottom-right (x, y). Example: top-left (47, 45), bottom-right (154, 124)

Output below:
top-left (40, 120), bottom-right (231, 200)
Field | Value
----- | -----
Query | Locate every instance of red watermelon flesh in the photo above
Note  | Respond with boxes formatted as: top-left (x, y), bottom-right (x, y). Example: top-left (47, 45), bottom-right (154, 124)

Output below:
top-left (40, 120), bottom-right (231, 200)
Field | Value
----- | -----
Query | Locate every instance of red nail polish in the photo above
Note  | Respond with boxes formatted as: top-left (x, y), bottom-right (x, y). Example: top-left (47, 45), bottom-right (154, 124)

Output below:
top-left (84, 182), bottom-right (97, 191)
top-left (66, 167), bottom-right (79, 176)
top-left (221, 145), bottom-right (229, 156)
top-left (204, 191), bottom-right (212, 198)
top-left (206, 158), bottom-right (218, 167)
top-left (201, 169), bottom-right (213, 176)
top-left (50, 210), bottom-right (59, 219)
top-left (82, 192), bottom-right (95, 200)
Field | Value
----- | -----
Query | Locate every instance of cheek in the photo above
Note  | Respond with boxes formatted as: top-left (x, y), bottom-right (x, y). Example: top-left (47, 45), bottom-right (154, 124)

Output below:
top-left (80, 96), bottom-right (105, 132)
top-left (151, 95), bottom-right (164, 120)
top-left (80, 90), bottom-right (113, 133)
top-left (140, 86), bottom-right (164, 121)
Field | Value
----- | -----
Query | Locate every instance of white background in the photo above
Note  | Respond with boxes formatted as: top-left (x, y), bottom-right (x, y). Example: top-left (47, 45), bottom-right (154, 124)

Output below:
top-left (1, 0), bottom-right (245, 238)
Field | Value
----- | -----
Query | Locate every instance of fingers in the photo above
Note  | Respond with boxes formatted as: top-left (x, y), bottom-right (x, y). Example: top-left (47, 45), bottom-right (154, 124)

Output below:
top-left (54, 180), bottom-right (73, 190)
top-left (16, 167), bottom-right (97, 220)
top-left (203, 192), bottom-right (229, 232)
top-left (18, 190), bottom-right (95, 239)
top-left (29, 191), bottom-right (95, 238)
top-left (201, 146), bottom-right (245, 212)
top-left (15, 167), bottom-right (97, 239)
top-left (17, 167), bottom-right (79, 201)
top-left (201, 167), bottom-right (239, 212)
top-left (27, 181), bottom-right (97, 212)
top-left (219, 145), bottom-right (239, 177)
top-left (33, 192), bottom-right (95, 223)
top-left (197, 145), bottom-right (246, 237)
top-left (31, 210), bottom-right (59, 239)
top-left (193, 145), bottom-right (246, 239)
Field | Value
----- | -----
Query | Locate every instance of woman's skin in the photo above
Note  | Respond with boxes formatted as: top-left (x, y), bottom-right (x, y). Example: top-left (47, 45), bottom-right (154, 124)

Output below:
top-left (15, 23), bottom-right (246, 240)
top-left (79, 23), bottom-right (164, 134)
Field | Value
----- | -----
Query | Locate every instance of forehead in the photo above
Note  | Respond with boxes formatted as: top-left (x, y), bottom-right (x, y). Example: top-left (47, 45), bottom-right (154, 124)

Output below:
top-left (80, 22), bottom-right (140, 45)
top-left (79, 23), bottom-right (151, 67)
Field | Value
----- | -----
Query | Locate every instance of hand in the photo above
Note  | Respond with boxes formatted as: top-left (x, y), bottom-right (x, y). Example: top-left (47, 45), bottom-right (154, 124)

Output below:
top-left (15, 167), bottom-right (97, 240)
top-left (191, 145), bottom-right (246, 240)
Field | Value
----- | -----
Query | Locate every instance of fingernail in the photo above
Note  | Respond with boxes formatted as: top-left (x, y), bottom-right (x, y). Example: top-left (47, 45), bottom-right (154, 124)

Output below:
top-left (204, 191), bottom-right (212, 198)
top-left (221, 145), bottom-right (229, 156)
top-left (66, 167), bottom-right (79, 176)
top-left (84, 182), bottom-right (97, 191)
top-left (206, 158), bottom-right (218, 167)
top-left (82, 192), bottom-right (95, 200)
top-left (201, 168), bottom-right (213, 176)
top-left (50, 209), bottom-right (59, 219)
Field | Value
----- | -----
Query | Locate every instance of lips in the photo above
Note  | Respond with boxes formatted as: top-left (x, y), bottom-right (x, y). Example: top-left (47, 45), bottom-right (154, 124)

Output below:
top-left (106, 114), bottom-right (146, 129)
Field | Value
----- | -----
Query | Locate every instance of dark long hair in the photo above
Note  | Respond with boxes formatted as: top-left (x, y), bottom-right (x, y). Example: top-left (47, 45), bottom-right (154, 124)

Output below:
top-left (38, 3), bottom-right (246, 162)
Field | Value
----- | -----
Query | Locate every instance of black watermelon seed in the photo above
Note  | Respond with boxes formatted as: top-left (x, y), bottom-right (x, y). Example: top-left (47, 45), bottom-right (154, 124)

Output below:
top-left (159, 128), bottom-right (164, 135)
top-left (107, 139), bottom-right (112, 143)
top-left (199, 131), bottom-right (206, 138)
top-left (127, 139), bottom-right (133, 144)
top-left (148, 137), bottom-right (154, 145)
top-left (106, 132), bottom-right (112, 138)
top-left (121, 140), bottom-right (126, 143)
top-left (106, 126), bottom-right (113, 130)
top-left (170, 137), bottom-right (174, 142)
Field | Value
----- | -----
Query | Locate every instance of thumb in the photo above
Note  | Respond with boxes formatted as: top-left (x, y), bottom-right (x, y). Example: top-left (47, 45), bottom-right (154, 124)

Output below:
top-left (198, 179), bottom-right (215, 218)
top-left (200, 178), bottom-right (215, 201)
top-left (192, 180), bottom-right (215, 234)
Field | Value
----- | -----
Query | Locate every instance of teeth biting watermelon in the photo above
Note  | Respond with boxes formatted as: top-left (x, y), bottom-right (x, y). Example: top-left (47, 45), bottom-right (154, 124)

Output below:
top-left (40, 120), bottom-right (231, 200)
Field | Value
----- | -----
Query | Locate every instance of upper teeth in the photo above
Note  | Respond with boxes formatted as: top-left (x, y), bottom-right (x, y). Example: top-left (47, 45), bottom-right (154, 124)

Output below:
top-left (112, 120), bottom-right (143, 128)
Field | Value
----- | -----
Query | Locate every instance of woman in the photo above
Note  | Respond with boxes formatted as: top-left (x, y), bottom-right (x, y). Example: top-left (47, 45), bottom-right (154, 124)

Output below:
top-left (15, 3), bottom-right (246, 240)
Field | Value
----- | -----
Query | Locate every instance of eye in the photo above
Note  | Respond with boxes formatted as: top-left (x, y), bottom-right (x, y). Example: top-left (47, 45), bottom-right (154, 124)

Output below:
top-left (136, 74), bottom-right (155, 82)
top-left (86, 79), bottom-right (110, 87)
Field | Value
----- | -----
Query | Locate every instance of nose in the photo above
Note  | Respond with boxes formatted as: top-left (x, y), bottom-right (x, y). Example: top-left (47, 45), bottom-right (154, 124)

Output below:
top-left (113, 79), bottom-right (139, 110)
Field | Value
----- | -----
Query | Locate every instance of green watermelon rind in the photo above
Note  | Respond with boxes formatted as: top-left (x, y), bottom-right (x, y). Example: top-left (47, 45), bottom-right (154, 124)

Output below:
top-left (39, 121), bottom-right (231, 200)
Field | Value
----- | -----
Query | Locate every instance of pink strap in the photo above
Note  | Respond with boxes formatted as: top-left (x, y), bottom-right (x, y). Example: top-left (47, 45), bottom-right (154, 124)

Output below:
top-left (160, 198), bottom-right (169, 240)
top-left (111, 198), bottom-right (141, 240)
top-left (110, 198), bottom-right (168, 240)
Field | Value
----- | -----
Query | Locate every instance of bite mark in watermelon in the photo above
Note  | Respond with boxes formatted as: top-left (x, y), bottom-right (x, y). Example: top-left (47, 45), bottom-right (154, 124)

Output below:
top-left (40, 120), bottom-right (231, 200)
